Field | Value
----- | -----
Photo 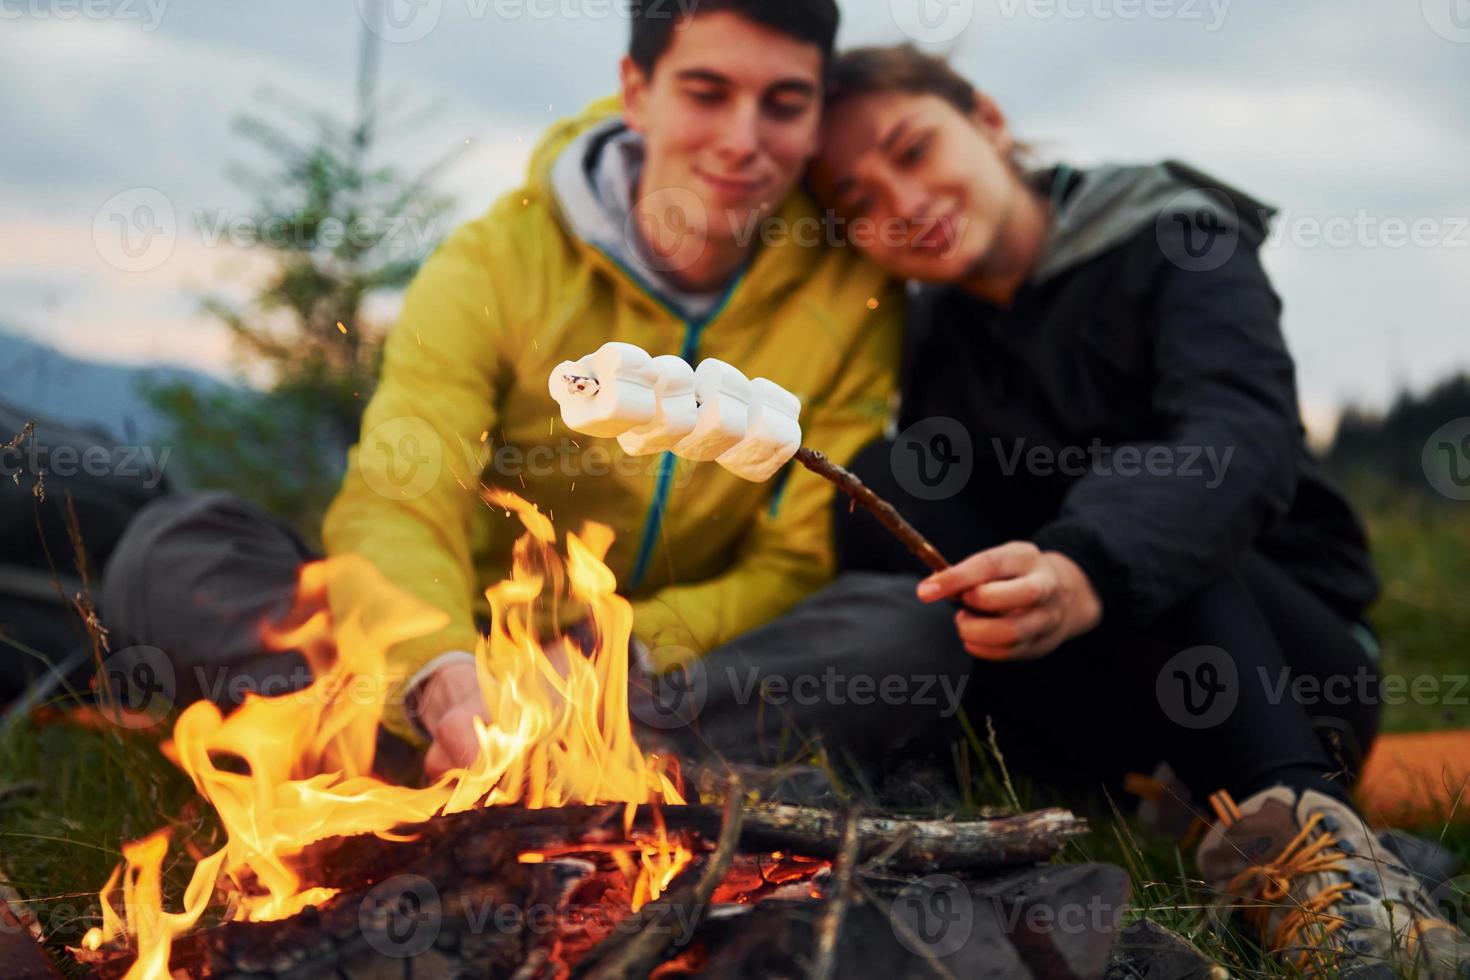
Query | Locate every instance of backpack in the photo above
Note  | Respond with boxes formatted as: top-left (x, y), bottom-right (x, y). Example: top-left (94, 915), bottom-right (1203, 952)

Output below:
top-left (0, 398), bottom-right (172, 701)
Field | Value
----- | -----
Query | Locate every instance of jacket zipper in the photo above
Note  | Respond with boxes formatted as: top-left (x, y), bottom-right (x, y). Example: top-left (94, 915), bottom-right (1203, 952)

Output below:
top-left (584, 245), bottom-right (747, 592)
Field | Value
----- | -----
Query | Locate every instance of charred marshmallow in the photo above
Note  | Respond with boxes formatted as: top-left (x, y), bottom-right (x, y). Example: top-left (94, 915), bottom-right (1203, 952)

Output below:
top-left (548, 342), bottom-right (659, 438)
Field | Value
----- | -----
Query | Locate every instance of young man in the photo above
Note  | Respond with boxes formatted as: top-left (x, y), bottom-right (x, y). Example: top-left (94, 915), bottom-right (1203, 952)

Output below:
top-left (103, 0), bottom-right (900, 777)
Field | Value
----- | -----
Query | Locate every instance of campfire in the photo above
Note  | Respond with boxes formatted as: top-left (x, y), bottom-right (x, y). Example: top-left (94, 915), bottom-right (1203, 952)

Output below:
top-left (63, 487), bottom-right (1105, 980)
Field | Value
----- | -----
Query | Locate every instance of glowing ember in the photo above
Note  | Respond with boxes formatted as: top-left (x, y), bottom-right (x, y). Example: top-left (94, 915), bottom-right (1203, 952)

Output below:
top-left (82, 491), bottom-right (685, 977)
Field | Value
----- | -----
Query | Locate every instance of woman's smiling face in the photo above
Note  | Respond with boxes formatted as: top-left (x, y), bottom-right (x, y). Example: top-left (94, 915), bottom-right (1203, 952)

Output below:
top-left (809, 90), bottom-right (1024, 284)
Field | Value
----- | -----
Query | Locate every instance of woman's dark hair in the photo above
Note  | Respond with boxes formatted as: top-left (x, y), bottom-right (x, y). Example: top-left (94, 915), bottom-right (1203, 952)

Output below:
top-left (628, 0), bottom-right (840, 77)
top-left (826, 45), bottom-right (1037, 170)
top-left (827, 44), bottom-right (979, 115)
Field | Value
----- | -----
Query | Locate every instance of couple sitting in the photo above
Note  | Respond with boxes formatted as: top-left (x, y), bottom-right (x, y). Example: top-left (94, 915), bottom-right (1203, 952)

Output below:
top-left (101, 0), bottom-right (1466, 975)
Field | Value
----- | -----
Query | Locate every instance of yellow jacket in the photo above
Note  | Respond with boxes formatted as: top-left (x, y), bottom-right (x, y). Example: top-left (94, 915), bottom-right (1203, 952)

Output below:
top-left (323, 98), bottom-right (900, 737)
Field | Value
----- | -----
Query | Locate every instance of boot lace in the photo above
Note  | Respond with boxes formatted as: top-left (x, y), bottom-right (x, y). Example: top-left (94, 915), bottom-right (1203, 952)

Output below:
top-left (1225, 811), bottom-right (1355, 972)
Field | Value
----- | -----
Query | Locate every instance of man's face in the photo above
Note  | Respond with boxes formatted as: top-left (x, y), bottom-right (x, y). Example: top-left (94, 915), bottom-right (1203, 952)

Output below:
top-left (621, 11), bottom-right (825, 252)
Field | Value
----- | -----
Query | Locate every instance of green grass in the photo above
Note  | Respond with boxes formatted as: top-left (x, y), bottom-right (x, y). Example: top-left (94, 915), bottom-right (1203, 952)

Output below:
top-left (1356, 485), bottom-right (1470, 732)
top-left (2, 488), bottom-right (1467, 974)
top-left (0, 719), bottom-right (212, 971)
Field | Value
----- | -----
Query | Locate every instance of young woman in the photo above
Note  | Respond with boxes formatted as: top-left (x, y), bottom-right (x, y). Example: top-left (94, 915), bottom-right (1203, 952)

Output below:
top-left (783, 46), bottom-right (1463, 978)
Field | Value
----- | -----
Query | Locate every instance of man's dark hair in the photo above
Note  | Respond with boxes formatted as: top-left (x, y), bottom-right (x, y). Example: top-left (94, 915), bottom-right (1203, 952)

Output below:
top-left (628, 0), bottom-right (840, 76)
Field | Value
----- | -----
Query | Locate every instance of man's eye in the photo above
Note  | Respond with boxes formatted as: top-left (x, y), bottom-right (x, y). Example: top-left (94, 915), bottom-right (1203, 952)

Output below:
top-left (848, 195), bottom-right (874, 217)
top-left (687, 89), bottom-right (724, 105)
top-left (765, 99), bottom-right (810, 121)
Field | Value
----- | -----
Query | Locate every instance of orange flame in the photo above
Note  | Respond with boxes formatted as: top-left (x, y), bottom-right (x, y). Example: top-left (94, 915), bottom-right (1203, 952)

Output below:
top-left (83, 491), bottom-right (686, 975)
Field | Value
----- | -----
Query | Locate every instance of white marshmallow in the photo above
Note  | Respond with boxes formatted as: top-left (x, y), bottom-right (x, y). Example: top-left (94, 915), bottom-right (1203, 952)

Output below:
top-left (548, 342), bottom-right (659, 438)
top-left (616, 355), bottom-right (699, 456)
top-left (716, 377), bottom-right (803, 482)
top-left (672, 359), bottom-right (751, 462)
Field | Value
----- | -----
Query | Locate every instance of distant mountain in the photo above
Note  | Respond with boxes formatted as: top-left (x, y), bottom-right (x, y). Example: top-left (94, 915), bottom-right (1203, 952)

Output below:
top-left (0, 327), bottom-right (234, 444)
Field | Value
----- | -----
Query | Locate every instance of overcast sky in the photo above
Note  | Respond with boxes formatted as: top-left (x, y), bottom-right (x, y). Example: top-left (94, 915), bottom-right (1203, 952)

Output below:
top-left (2, 0), bottom-right (1467, 434)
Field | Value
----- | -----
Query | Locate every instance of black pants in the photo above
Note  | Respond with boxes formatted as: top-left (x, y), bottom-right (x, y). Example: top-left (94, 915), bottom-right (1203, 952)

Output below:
top-left (799, 438), bottom-right (1385, 804)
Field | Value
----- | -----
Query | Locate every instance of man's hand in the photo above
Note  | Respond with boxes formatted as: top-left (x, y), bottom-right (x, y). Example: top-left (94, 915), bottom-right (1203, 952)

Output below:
top-left (417, 659), bottom-right (488, 780)
top-left (916, 541), bottom-right (1102, 662)
top-left (416, 639), bottom-right (576, 780)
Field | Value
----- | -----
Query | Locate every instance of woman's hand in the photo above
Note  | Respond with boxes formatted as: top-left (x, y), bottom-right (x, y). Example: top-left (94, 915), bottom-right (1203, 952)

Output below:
top-left (916, 541), bottom-right (1102, 661)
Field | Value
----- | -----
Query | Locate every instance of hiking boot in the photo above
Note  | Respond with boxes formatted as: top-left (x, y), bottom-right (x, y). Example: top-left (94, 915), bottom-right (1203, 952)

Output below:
top-left (1196, 785), bottom-right (1470, 978)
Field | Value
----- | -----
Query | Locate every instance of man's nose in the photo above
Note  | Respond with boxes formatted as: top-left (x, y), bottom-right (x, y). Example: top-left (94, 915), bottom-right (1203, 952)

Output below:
top-left (715, 100), bottom-right (761, 161)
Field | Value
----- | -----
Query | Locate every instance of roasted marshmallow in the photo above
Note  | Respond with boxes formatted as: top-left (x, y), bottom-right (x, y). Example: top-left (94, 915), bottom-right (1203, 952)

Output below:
top-left (548, 342), bottom-right (659, 438)
top-left (549, 346), bottom-right (803, 482)
top-left (672, 359), bottom-right (752, 462)
top-left (716, 377), bottom-right (803, 482)
top-left (616, 355), bottom-right (698, 456)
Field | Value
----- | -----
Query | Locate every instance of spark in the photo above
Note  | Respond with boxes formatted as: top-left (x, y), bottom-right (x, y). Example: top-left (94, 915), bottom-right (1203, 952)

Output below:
top-left (866, 297), bottom-right (879, 310)
top-left (337, 321), bottom-right (348, 334)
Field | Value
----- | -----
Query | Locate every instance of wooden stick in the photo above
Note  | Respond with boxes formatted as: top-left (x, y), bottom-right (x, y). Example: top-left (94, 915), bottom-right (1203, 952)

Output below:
top-left (793, 447), bottom-right (951, 573)
top-left (809, 806), bottom-right (862, 980)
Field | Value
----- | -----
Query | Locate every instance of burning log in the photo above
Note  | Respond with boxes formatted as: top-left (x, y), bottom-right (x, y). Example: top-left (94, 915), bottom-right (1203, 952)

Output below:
top-left (658, 802), bottom-right (1087, 873)
top-left (73, 797), bottom-right (1092, 978)
top-left (573, 789), bottom-right (745, 980)
top-left (405, 800), bottom-right (1085, 875)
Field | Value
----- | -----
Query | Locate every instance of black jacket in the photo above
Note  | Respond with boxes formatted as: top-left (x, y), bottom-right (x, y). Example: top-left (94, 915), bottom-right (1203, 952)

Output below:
top-left (899, 163), bottom-right (1380, 624)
